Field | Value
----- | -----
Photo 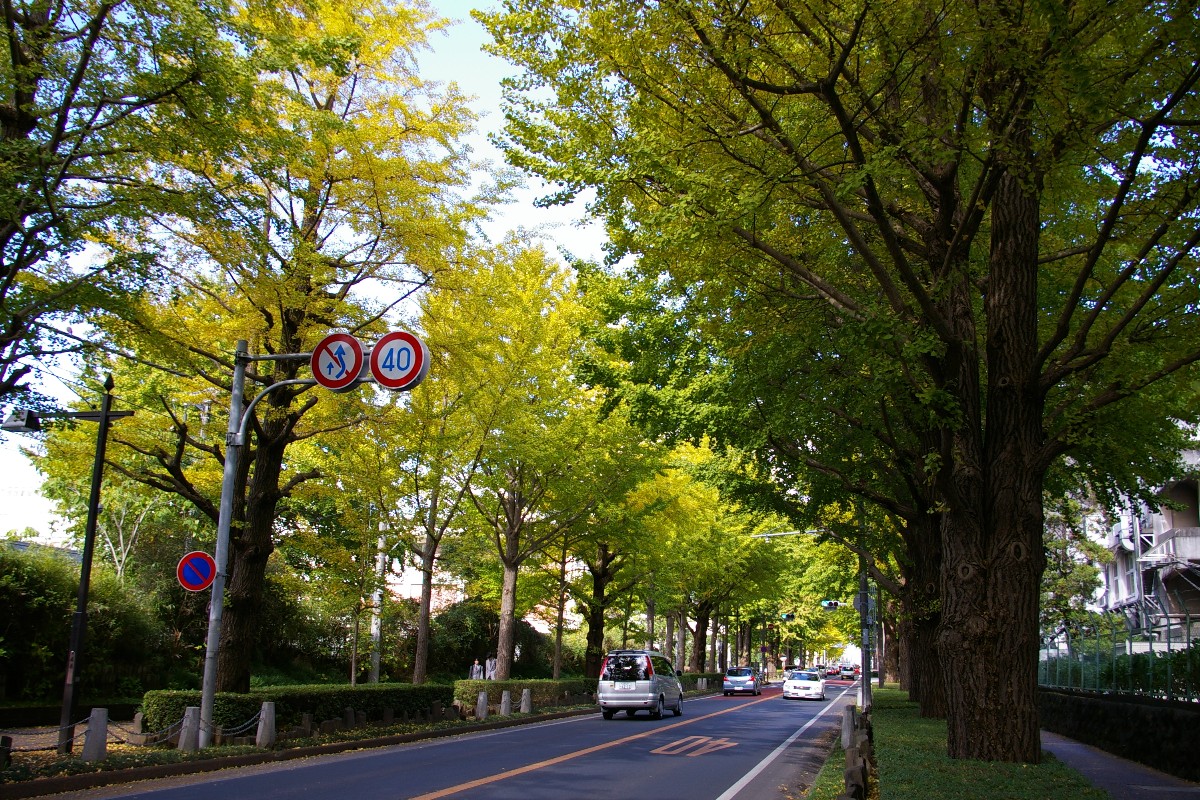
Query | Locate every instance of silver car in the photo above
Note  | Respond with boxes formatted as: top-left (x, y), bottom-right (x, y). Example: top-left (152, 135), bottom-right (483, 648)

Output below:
top-left (597, 650), bottom-right (684, 720)
top-left (723, 665), bottom-right (760, 695)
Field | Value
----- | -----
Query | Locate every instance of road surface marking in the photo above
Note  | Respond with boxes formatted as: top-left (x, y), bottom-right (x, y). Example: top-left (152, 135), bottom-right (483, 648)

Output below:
top-left (406, 694), bottom-right (779, 799)
top-left (651, 735), bottom-right (738, 756)
top-left (713, 685), bottom-right (854, 800)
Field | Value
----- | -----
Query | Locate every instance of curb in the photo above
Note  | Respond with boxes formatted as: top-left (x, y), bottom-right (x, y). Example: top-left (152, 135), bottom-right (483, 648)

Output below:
top-left (0, 707), bottom-right (597, 799)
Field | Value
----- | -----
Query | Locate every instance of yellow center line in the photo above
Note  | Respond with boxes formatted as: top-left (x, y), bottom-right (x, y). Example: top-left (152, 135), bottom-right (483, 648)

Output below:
top-left (405, 693), bottom-right (779, 800)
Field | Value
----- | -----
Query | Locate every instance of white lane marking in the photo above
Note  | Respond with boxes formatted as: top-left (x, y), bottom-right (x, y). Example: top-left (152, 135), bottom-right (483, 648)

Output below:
top-left (715, 685), bottom-right (855, 800)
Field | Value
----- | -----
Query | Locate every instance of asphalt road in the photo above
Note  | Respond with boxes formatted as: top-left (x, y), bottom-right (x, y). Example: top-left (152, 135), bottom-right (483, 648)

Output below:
top-left (40, 683), bottom-right (859, 800)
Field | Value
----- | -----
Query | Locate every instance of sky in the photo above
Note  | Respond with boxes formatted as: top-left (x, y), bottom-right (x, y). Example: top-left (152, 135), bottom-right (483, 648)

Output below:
top-left (0, 0), bottom-right (605, 542)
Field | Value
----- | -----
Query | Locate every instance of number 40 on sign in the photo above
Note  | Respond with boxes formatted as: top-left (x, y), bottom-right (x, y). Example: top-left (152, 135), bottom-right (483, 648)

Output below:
top-left (369, 331), bottom-right (429, 391)
top-left (311, 331), bottom-right (429, 392)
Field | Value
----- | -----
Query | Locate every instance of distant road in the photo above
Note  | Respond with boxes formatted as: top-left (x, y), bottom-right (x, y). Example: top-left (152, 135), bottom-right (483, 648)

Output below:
top-left (47, 684), bottom-right (858, 800)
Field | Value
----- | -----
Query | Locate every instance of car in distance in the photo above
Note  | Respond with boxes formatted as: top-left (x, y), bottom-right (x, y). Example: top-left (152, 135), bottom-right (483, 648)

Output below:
top-left (597, 649), bottom-right (684, 720)
top-left (839, 664), bottom-right (857, 679)
top-left (723, 665), bottom-right (761, 696)
top-left (781, 669), bottom-right (826, 700)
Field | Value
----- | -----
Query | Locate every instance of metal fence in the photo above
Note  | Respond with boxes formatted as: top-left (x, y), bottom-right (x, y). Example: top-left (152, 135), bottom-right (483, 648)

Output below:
top-left (1039, 612), bottom-right (1199, 702)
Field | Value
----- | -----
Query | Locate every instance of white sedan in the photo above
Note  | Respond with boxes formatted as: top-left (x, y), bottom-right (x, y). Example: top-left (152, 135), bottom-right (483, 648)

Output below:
top-left (781, 669), bottom-right (826, 700)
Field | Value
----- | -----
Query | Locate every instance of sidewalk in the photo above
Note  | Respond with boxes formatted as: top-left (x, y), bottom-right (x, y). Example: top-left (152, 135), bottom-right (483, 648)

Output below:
top-left (1041, 731), bottom-right (1200, 799)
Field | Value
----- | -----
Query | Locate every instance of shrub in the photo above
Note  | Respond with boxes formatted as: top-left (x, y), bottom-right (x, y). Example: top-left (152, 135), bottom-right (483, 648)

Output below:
top-left (141, 683), bottom-right (456, 731)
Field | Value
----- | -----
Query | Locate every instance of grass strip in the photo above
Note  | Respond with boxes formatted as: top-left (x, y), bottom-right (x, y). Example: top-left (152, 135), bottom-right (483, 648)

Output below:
top-left (870, 686), bottom-right (1107, 800)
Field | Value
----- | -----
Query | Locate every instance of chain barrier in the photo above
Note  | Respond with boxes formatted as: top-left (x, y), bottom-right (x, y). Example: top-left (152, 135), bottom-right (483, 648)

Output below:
top-left (0, 717), bottom-right (90, 752)
top-left (219, 710), bottom-right (262, 738)
top-left (106, 717), bottom-right (185, 746)
top-left (3, 707), bottom-right (266, 754)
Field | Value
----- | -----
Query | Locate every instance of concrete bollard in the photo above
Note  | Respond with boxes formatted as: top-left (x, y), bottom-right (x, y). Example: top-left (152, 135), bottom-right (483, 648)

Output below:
top-left (841, 705), bottom-right (857, 750)
top-left (475, 690), bottom-right (489, 721)
top-left (343, 707), bottom-right (355, 729)
top-left (500, 690), bottom-right (512, 716)
top-left (81, 707), bottom-right (108, 761)
top-left (178, 706), bottom-right (200, 752)
top-left (127, 711), bottom-right (147, 746)
top-left (520, 688), bottom-right (532, 714)
top-left (256, 702), bottom-right (276, 748)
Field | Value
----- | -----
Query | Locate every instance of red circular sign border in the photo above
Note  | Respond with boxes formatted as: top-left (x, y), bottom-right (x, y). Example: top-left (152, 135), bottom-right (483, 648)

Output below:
top-left (177, 551), bottom-right (217, 592)
top-left (369, 331), bottom-right (429, 391)
top-left (310, 333), bottom-right (366, 392)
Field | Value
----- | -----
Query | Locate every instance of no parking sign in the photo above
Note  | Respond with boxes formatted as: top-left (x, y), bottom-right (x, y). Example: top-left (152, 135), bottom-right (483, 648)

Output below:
top-left (177, 551), bottom-right (217, 592)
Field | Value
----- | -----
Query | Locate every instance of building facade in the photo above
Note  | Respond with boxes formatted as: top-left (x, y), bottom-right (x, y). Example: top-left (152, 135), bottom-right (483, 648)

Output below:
top-left (1098, 451), bottom-right (1200, 641)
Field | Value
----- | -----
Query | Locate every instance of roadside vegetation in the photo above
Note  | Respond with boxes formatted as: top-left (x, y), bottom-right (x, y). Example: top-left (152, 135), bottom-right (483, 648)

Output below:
top-left (3, 0), bottom-right (1197, 774)
top-left (807, 687), bottom-right (1107, 800)
top-left (0, 702), bottom-right (599, 786)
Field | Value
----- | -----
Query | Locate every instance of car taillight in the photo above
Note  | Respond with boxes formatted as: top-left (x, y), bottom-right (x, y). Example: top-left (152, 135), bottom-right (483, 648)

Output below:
top-left (644, 656), bottom-right (654, 676)
top-left (599, 656), bottom-right (609, 678)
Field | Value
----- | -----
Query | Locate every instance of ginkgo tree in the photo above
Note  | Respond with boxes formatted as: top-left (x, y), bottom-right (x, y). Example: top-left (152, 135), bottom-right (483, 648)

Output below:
top-left (0, 0), bottom-right (252, 402)
top-left (482, 0), bottom-right (1200, 762)
top-left (455, 238), bottom-right (662, 682)
top-left (82, 0), bottom-right (479, 692)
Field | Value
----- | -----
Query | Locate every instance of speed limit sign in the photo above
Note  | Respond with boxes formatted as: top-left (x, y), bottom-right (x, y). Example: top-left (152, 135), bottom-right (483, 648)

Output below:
top-left (369, 331), bottom-right (429, 391)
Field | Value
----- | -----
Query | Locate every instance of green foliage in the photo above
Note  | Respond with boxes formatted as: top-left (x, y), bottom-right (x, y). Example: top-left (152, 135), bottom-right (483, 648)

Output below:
top-left (452, 678), bottom-right (593, 707)
top-left (1040, 498), bottom-right (1111, 634)
top-left (0, 545), bottom-right (166, 702)
top-left (1041, 631), bottom-right (1200, 700)
top-left (141, 683), bottom-right (455, 731)
top-left (0, 0), bottom-right (256, 399)
top-left (425, 600), bottom-right (552, 682)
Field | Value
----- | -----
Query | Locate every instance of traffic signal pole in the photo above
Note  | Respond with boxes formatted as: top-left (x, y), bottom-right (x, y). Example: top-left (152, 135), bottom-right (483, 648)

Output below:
top-left (858, 509), bottom-right (873, 711)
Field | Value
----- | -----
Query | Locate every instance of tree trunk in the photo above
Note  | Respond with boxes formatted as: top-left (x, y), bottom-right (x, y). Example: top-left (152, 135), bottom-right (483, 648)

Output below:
top-left (688, 603), bottom-right (712, 673)
top-left (350, 611), bottom-right (360, 686)
top-left (665, 614), bottom-right (674, 663)
top-left (675, 612), bottom-right (686, 671)
top-left (904, 513), bottom-right (947, 718)
top-left (709, 614), bottom-right (718, 671)
top-left (495, 558), bottom-right (519, 680)
top-left (644, 594), bottom-right (655, 651)
top-left (553, 543), bottom-right (567, 679)
top-left (218, 413), bottom-right (290, 693)
top-left (582, 543), bottom-right (619, 678)
top-left (937, 170), bottom-right (1045, 762)
top-left (584, 596), bottom-right (607, 679)
top-left (412, 542), bottom-right (436, 684)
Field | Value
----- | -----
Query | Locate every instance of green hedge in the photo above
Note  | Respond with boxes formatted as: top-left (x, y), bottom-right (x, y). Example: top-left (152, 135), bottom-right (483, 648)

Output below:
top-left (681, 672), bottom-right (722, 690)
top-left (142, 683), bottom-right (455, 731)
top-left (452, 678), bottom-right (594, 708)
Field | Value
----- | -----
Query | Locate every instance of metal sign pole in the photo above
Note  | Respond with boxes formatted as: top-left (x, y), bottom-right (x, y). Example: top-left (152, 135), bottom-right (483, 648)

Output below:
top-left (198, 341), bottom-right (247, 748)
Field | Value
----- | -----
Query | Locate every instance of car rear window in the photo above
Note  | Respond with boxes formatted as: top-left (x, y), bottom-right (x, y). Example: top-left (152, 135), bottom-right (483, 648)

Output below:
top-left (727, 667), bottom-right (753, 677)
top-left (796, 671), bottom-right (819, 680)
top-left (601, 654), bottom-right (650, 680)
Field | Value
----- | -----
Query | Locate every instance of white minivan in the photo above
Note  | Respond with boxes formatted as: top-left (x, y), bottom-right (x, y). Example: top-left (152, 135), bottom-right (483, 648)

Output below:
top-left (597, 649), bottom-right (684, 720)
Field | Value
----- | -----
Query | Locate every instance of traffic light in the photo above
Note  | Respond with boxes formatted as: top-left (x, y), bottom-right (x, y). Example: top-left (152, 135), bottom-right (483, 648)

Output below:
top-left (780, 612), bottom-right (795, 621)
top-left (819, 600), bottom-right (840, 611)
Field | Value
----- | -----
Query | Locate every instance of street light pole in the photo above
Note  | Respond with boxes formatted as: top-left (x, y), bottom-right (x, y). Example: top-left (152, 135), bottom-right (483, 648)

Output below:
top-left (55, 375), bottom-right (133, 753)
